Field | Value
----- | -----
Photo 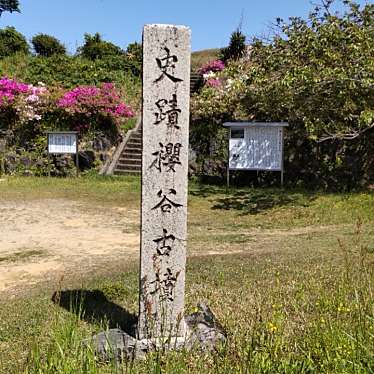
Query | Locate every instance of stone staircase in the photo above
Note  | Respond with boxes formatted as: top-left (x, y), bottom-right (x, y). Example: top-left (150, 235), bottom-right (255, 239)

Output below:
top-left (113, 128), bottom-right (142, 175)
top-left (101, 72), bottom-right (202, 176)
top-left (100, 117), bottom-right (142, 176)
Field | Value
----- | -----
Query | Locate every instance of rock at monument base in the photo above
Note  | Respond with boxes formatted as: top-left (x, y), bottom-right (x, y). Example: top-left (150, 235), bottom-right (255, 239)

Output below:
top-left (86, 328), bottom-right (149, 362)
top-left (86, 303), bottom-right (226, 362)
top-left (184, 303), bottom-right (226, 351)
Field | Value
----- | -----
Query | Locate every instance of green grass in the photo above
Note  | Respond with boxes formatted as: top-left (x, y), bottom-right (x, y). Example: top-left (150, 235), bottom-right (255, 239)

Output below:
top-left (0, 175), bottom-right (141, 207)
top-left (0, 176), bottom-right (373, 373)
top-left (0, 249), bottom-right (46, 263)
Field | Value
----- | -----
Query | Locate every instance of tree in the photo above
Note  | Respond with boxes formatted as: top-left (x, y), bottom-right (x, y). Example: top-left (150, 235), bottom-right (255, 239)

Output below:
top-left (125, 41), bottom-right (142, 75)
top-left (77, 33), bottom-right (123, 60)
top-left (195, 1), bottom-right (374, 142)
top-left (0, 0), bottom-right (20, 17)
top-left (220, 29), bottom-right (246, 62)
top-left (32, 33), bottom-right (66, 57)
top-left (245, 1), bottom-right (374, 142)
top-left (126, 42), bottom-right (142, 63)
top-left (0, 26), bottom-right (28, 57)
top-left (192, 1), bottom-right (374, 187)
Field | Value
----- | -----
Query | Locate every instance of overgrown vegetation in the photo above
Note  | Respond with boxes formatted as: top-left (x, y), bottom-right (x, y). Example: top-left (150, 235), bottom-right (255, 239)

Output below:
top-left (0, 27), bottom-right (28, 57)
top-left (31, 34), bottom-right (66, 57)
top-left (191, 0), bottom-right (374, 189)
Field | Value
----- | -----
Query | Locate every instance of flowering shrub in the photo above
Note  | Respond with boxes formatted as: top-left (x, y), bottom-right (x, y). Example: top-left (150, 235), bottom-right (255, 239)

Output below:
top-left (205, 78), bottom-right (222, 88)
top-left (58, 83), bottom-right (133, 118)
top-left (199, 60), bottom-right (225, 75)
top-left (191, 61), bottom-right (248, 121)
top-left (191, 1), bottom-right (374, 188)
top-left (0, 77), bottom-right (29, 104)
top-left (57, 83), bottom-right (134, 134)
top-left (0, 77), bottom-right (49, 126)
top-left (0, 77), bottom-right (134, 149)
top-left (198, 60), bottom-right (226, 89)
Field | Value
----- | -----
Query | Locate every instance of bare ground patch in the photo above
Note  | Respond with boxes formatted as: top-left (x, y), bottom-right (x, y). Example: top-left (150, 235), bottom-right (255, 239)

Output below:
top-left (0, 197), bottom-right (362, 298)
top-left (0, 198), bottom-right (140, 296)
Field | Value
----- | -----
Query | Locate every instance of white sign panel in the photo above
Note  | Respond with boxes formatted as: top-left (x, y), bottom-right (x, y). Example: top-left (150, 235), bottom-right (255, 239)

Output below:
top-left (48, 133), bottom-right (77, 154)
top-left (229, 126), bottom-right (284, 171)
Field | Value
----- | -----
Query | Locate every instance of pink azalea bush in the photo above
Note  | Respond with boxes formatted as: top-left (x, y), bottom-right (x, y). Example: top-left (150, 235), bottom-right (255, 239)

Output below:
top-left (57, 83), bottom-right (133, 119)
top-left (0, 77), bottom-right (29, 105)
top-left (199, 60), bottom-right (225, 75)
top-left (57, 82), bottom-right (134, 134)
top-left (0, 77), bottom-right (49, 125)
top-left (206, 78), bottom-right (222, 88)
top-left (198, 60), bottom-right (225, 90)
top-left (0, 77), bottom-right (134, 139)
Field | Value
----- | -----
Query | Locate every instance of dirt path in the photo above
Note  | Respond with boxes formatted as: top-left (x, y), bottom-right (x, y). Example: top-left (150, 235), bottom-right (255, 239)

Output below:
top-left (0, 199), bottom-right (140, 295)
top-left (0, 197), bottom-right (355, 298)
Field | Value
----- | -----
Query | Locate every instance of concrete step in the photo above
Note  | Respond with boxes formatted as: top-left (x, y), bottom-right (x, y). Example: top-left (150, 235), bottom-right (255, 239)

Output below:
top-left (121, 150), bottom-right (142, 157)
top-left (127, 140), bottom-right (142, 146)
top-left (110, 127), bottom-right (143, 176)
top-left (115, 163), bottom-right (141, 171)
top-left (129, 138), bottom-right (141, 144)
top-left (125, 146), bottom-right (142, 152)
top-left (131, 132), bottom-right (142, 138)
top-left (117, 159), bottom-right (141, 166)
top-left (119, 153), bottom-right (142, 160)
top-left (114, 169), bottom-right (141, 175)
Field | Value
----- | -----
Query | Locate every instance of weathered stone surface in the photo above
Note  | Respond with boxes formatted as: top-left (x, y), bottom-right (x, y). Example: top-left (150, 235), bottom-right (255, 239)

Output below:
top-left (92, 134), bottom-right (113, 152)
top-left (184, 303), bottom-right (226, 351)
top-left (88, 303), bottom-right (226, 362)
top-left (85, 328), bottom-right (148, 362)
top-left (139, 24), bottom-right (191, 339)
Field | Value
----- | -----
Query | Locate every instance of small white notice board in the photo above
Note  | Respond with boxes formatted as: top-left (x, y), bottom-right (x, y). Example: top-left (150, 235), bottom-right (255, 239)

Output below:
top-left (223, 122), bottom-right (288, 185)
top-left (46, 131), bottom-right (79, 176)
top-left (48, 132), bottom-right (77, 154)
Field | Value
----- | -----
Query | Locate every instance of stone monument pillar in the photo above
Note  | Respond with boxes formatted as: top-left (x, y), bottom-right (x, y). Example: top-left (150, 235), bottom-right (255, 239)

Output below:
top-left (138, 24), bottom-right (191, 339)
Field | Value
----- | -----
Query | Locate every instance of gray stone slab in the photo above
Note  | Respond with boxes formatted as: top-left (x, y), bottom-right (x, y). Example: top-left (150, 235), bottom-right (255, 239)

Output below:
top-left (87, 303), bottom-right (226, 362)
top-left (139, 24), bottom-right (191, 339)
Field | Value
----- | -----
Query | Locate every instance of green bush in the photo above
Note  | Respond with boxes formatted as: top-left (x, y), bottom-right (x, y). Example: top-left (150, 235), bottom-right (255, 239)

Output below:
top-left (77, 33), bottom-right (123, 61)
top-left (31, 33), bottom-right (66, 57)
top-left (191, 1), bottom-right (374, 189)
top-left (0, 54), bottom-right (141, 96)
top-left (0, 26), bottom-right (28, 57)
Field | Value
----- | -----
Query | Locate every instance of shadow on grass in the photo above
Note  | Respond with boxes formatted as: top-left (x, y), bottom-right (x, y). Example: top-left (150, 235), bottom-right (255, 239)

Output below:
top-left (190, 183), bottom-right (317, 215)
top-left (52, 289), bottom-right (137, 335)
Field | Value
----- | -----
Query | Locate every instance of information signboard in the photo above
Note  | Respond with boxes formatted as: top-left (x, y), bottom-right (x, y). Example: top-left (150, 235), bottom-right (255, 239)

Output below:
top-left (48, 132), bottom-right (77, 154)
top-left (223, 122), bottom-right (288, 185)
top-left (46, 131), bottom-right (79, 176)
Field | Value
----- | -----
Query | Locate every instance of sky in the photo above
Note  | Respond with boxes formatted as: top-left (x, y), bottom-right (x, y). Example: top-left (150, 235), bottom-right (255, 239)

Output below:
top-left (0, 0), bottom-right (370, 53)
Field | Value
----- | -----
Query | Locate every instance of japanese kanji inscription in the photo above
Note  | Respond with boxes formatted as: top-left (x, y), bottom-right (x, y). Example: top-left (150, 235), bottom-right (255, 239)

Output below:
top-left (139, 24), bottom-right (191, 339)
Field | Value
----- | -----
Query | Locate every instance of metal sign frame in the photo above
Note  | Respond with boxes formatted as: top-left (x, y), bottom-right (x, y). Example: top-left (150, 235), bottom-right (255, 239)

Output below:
top-left (223, 122), bottom-right (288, 187)
top-left (46, 131), bottom-right (79, 176)
top-left (0, 137), bottom-right (6, 176)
